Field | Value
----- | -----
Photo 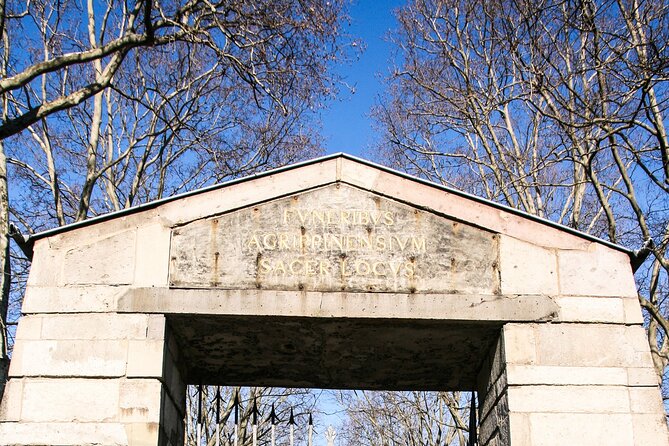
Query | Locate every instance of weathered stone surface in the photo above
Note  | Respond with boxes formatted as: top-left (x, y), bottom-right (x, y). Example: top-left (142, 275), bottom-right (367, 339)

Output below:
top-left (169, 184), bottom-right (500, 294)
top-left (0, 379), bottom-right (23, 421)
top-left (22, 285), bottom-right (126, 313)
top-left (119, 379), bottom-right (162, 422)
top-left (9, 340), bottom-right (128, 377)
top-left (135, 223), bottom-right (171, 287)
top-left (13, 316), bottom-right (41, 340)
top-left (124, 422), bottom-right (159, 446)
top-left (525, 413), bottom-right (634, 446)
top-left (558, 244), bottom-right (637, 297)
top-left (502, 324), bottom-right (538, 365)
top-left (118, 287), bottom-right (559, 322)
top-left (506, 365), bottom-right (628, 386)
top-left (126, 340), bottom-right (165, 378)
top-left (533, 324), bottom-right (652, 367)
top-left (629, 387), bottom-right (666, 414)
top-left (508, 385), bottom-right (631, 413)
top-left (20, 379), bottom-right (119, 422)
top-left (61, 229), bottom-right (136, 285)
top-left (499, 236), bottom-right (558, 295)
top-left (632, 414), bottom-right (669, 445)
top-left (0, 422), bottom-right (128, 446)
top-left (555, 296), bottom-right (626, 323)
top-left (39, 313), bottom-right (149, 340)
top-left (627, 367), bottom-right (660, 386)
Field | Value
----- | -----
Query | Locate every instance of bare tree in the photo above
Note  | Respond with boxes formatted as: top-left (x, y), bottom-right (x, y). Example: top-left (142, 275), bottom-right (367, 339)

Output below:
top-left (366, 0), bottom-right (669, 437)
top-left (0, 0), bottom-right (353, 399)
top-left (375, 0), bottom-right (669, 399)
top-left (338, 391), bottom-right (474, 446)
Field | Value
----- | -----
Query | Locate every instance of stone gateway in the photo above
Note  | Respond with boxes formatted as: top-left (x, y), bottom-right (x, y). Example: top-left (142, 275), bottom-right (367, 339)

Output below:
top-left (0, 154), bottom-right (667, 445)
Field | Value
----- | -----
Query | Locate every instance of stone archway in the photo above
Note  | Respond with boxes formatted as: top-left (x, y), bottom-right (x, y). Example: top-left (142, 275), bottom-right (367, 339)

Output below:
top-left (1, 154), bottom-right (667, 445)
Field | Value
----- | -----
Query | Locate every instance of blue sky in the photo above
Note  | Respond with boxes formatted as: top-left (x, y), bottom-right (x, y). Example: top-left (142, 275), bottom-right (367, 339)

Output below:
top-left (320, 0), bottom-right (406, 157)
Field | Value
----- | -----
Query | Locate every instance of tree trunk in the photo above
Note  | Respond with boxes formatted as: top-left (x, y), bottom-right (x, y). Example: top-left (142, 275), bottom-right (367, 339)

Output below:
top-left (0, 139), bottom-right (10, 402)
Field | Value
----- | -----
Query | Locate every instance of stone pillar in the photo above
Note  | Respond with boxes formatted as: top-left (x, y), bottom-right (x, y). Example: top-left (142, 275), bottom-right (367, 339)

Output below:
top-left (0, 312), bottom-right (184, 445)
top-left (501, 323), bottom-right (668, 446)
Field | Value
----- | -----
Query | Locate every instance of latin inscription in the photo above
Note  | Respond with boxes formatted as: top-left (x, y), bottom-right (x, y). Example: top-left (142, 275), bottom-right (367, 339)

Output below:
top-left (169, 185), bottom-right (499, 294)
top-left (246, 209), bottom-right (423, 281)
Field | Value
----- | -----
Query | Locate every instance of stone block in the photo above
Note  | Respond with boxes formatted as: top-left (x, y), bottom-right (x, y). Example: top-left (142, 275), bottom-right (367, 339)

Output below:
top-left (533, 324), bottom-right (653, 368)
top-left (0, 421), bottom-right (128, 445)
top-left (506, 364), bottom-right (627, 386)
top-left (558, 244), bottom-right (637, 297)
top-left (119, 379), bottom-right (162, 422)
top-left (22, 285), bottom-right (126, 313)
top-left (508, 385), bottom-right (630, 413)
top-left (629, 387), bottom-right (666, 414)
top-left (508, 412), bottom-right (531, 446)
top-left (124, 421), bottom-right (160, 446)
top-left (0, 378), bottom-right (23, 421)
top-left (632, 414), bottom-right (669, 445)
top-left (147, 314), bottom-right (166, 339)
top-left (14, 316), bottom-right (42, 340)
top-left (555, 296), bottom-right (625, 323)
top-left (499, 236), bottom-right (558, 295)
top-left (127, 340), bottom-right (165, 378)
top-left (502, 324), bottom-right (537, 365)
top-left (25, 240), bottom-right (60, 287)
top-left (60, 229), bottom-right (136, 285)
top-left (20, 379), bottom-right (119, 422)
top-left (135, 223), bottom-right (171, 287)
top-left (624, 297), bottom-right (645, 324)
top-left (9, 340), bottom-right (128, 378)
top-left (627, 367), bottom-right (659, 386)
top-left (40, 313), bottom-right (149, 340)
top-left (526, 413), bottom-right (634, 446)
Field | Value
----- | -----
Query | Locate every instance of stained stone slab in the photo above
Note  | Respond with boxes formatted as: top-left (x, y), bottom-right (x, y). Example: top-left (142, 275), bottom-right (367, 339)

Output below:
top-left (169, 184), bottom-right (499, 294)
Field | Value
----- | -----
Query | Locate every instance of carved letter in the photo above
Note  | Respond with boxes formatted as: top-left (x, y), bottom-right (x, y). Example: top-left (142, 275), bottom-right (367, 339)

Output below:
top-left (263, 233), bottom-right (277, 250)
top-left (248, 234), bottom-right (262, 250)
top-left (404, 262), bottom-right (416, 279)
top-left (278, 233), bottom-right (290, 250)
top-left (259, 259), bottom-right (271, 274)
top-left (355, 260), bottom-right (371, 276)
top-left (372, 262), bottom-right (386, 277)
top-left (289, 260), bottom-right (303, 275)
top-left (274, 260), bottom-right (287, 275)
top-left (411, 236), bottom-right (426, 252)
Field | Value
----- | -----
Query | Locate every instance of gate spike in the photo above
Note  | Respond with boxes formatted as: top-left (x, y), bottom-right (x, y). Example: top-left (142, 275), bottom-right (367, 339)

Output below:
top-left (269, 403), bottom-right (277, 425)
top-left (197, 384), bottom-right (203, 424)
top-left (252, 397), bottom-right (259, 426)
top-left (468, 391), bottom-right (477, 446)
top-left (289, 407), bottom-right (296, 425)
top-left (216, 386), bottom-right (221, 425)
top-left (234, 390), bottom-right (239, 425)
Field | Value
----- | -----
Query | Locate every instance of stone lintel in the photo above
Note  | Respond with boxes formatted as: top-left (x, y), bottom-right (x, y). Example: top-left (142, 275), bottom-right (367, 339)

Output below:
top-left (117, 287), bottom-right (559, 322)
